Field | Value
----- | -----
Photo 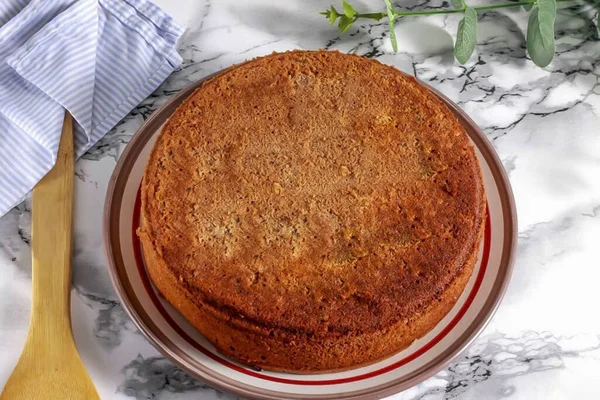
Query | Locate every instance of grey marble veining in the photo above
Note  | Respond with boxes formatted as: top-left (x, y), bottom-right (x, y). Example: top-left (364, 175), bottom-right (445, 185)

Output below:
top-left (119, 356), bottom-right (237, 400)
top-left (1, 0), bottom-right (600, 399)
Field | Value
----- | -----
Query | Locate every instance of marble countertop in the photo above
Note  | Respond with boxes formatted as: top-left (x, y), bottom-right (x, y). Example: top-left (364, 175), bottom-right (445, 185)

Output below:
top-left (1, 0), bottom-right (600, 398)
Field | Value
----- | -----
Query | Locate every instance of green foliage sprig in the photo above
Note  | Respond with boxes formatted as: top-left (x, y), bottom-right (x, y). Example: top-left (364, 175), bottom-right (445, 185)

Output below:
top-left (320, 0), bottom-right (585, 67)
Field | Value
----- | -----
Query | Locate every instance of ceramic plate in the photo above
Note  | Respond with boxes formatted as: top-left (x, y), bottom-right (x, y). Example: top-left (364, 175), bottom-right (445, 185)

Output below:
top-left (104, 71), bottom-right (517, 400)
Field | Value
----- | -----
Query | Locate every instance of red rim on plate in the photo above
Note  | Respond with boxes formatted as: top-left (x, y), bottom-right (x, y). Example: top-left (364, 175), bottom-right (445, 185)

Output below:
top-left (104, 69), bottom-right (517, 400)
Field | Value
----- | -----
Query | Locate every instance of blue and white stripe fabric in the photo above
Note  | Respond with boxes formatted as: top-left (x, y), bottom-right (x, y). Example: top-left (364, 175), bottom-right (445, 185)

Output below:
top-left (0, 0), bottom-right (182, 216)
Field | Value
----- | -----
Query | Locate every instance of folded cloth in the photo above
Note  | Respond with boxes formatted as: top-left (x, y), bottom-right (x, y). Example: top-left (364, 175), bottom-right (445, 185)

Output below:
top-left (0, 0), bottom-right (182, 216)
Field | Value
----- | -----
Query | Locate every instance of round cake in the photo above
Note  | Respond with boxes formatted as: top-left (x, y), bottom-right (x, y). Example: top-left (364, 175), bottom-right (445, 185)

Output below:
top-left (138, 50), bottom-right (486, 372)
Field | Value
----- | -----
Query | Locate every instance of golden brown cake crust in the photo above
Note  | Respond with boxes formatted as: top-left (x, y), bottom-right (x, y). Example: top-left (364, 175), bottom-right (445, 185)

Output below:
top-left (139, 50), bottom-right (486, 372)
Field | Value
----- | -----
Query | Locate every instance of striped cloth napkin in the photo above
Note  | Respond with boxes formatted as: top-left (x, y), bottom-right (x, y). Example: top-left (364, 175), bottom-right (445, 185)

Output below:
top-left (0, 0), bottom-right (182, 216)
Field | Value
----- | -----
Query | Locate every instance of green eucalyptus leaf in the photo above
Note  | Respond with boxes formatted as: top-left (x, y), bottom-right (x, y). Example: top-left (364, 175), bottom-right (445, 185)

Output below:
top-left (329, 5), bottom-right (339, 24)
top-left (338, 15), bottom-right (354, 33)
top-left (383, 0), bottom-right (398, 53)
top-left (537, 0), bottom-right (557, 48)
top-left (451, 0), bottom-right (464, 9)
top-left (527, 0), bottom-right (557, 67)
top-left (342, 0), bottom-right (357, 18)
top-left (454, 7), bottom-right (477, 64)
top-left (320, 8), bottom-right (335, 25)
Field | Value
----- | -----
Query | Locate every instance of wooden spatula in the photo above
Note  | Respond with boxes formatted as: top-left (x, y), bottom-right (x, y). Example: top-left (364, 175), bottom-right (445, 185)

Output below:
top-left (0, 114), bottom-right (100, 400)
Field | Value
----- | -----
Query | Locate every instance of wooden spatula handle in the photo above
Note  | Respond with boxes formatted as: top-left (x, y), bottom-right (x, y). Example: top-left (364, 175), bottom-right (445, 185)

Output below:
top-left (1, 112), bottom-right (99, 400)
top-left (31, 112), bottom-right (74, 340)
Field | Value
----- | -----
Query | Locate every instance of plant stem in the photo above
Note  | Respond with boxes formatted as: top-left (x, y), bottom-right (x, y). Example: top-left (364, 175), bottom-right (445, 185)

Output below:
top-left (352, 0), bottom-right (573, 20)
top-left (354, 12), bottom-right (387, 20)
